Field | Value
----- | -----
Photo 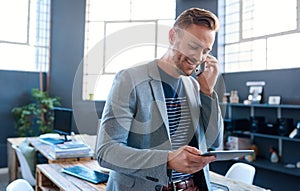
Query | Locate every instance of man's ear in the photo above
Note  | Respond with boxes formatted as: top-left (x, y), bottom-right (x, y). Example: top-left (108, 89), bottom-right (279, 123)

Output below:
top-left (169, 28), bottom-right (176, 45)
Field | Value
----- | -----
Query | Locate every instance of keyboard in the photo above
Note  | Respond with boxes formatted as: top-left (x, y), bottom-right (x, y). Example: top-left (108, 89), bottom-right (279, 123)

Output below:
top-left (62, 165), bottom-right (109, 184)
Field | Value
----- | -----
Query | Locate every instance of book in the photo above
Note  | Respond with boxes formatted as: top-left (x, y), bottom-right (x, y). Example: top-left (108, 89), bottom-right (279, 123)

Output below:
top-left (56, 141), bottom-right (88, 149)
top-left (49, 141), bottom-right (94, 159)
top-left (39, 133), bottom-right (65, 145)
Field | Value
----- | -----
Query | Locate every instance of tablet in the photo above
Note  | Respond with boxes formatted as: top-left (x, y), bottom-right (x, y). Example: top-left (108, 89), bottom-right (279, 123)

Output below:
top-left (200, 150), bottom-right (254, 161)
top-left (62, 165), bottom-right (109, 184)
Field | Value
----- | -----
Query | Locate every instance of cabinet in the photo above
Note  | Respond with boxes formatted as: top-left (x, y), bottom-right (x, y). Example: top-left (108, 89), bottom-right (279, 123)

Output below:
top-left (213, 103), bottom-right (300, 191)
top-left (222, 103), bottom-right (300, 168)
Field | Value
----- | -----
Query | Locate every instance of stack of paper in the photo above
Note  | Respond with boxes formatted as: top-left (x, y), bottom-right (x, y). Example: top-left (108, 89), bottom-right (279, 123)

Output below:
top-left (49, 141), bottom-right (93, 159)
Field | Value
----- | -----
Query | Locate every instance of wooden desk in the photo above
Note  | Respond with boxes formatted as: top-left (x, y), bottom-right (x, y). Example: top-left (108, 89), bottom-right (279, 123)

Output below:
top-left (8, 136), bottom-right (267, 191)
top-left (36, 160), bottom-right (267, 191)
top-left (7, 134), bottom-right (96, 181)
top-left (210, 172), bottom-right (267, 191)
top-left (36, 160), bottom-right (106, 191)
top-left (7, 137), bottom-right (26, 182)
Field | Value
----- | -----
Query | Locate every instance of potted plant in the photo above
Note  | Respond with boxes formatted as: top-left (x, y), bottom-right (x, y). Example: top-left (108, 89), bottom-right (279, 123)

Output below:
top-left (12, 88), bottom-right (61, 137)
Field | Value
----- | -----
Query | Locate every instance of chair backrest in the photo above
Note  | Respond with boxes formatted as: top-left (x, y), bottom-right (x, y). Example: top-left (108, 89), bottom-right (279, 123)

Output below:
top-left (225, 162), bottom-right (256, 185)
top-left (12, 145), bottom-right (36, 186)
top-left (6, 179), bottom-right (34, 191)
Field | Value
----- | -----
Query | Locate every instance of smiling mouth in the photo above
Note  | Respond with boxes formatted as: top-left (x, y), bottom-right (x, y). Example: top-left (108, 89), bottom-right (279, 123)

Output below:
top-left (186, 57), bottom-right (200, 66)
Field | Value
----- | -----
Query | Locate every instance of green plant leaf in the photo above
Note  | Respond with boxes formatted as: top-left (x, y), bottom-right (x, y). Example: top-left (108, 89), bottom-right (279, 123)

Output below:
top-left (11, 88), bottom-right (61, 136)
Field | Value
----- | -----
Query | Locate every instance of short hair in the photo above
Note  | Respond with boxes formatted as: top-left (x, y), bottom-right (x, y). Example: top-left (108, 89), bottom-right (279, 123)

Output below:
top-left (173, 8), bottom-right (219, 31)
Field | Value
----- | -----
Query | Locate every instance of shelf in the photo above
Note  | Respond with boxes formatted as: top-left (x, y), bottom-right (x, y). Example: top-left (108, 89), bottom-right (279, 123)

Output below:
top-left (231, 131), bottom-right (300, 143)
top-left (222, 102), bottom-right (300, 119)
top-left (221, 103), bottom-right (300, 109)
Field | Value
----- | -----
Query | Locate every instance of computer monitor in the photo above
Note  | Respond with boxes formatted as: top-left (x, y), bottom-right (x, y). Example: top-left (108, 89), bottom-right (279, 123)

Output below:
top-left (53, 107), bottom-right (73, 141)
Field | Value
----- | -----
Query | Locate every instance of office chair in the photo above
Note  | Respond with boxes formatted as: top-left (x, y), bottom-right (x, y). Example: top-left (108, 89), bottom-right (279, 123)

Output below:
top-left (12, 144), bottom-right (36, 186)
top-left (6, 179), bottom-right (34, 191)
top-left (225, 162), bottom-right (256, 185)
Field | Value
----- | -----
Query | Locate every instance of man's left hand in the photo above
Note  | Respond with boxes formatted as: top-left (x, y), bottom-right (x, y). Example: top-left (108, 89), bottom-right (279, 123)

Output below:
top-left (197, 55), bottom-right (218, 96)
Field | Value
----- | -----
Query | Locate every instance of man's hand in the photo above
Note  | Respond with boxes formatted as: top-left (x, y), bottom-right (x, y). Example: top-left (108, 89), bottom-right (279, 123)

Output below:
top-left (197, 55), bottom-right (219, 96)
top-left (167, 145), bottom-right (216, 174)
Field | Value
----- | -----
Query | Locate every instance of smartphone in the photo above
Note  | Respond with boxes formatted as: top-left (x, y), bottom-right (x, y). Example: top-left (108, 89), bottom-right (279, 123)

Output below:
top-left (195, 62), bottom-right (206, 76)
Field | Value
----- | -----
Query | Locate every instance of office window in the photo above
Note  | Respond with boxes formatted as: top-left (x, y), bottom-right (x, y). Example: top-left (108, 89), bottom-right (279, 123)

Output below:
top-left (83, 0), bottom-right (175, 100)
top-left (223, 0), bottom-right (299, 73)
top-left (0, 0), bottom-right (51, 72)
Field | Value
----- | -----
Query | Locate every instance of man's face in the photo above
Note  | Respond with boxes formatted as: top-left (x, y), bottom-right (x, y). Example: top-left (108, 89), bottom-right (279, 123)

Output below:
top-left (170, 24), bottom-right (216, 76)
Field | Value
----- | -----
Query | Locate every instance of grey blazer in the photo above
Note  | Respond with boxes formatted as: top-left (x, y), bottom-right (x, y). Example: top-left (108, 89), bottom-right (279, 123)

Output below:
top-left (96, 60), bottom-right (223, 191)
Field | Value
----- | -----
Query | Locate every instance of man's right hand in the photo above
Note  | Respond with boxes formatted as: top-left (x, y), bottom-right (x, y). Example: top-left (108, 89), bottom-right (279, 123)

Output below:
top-left (167, 145), bottom-right (216, 174)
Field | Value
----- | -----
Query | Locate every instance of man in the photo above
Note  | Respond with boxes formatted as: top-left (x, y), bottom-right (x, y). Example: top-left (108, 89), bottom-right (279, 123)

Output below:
top-left (96, 8), bottom-right (223, 191)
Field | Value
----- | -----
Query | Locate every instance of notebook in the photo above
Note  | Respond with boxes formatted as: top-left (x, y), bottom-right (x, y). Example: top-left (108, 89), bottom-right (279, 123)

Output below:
top-left (40, 137), bottom-right (65, 145)
top-left (62, 165), bottom-right (109, 184)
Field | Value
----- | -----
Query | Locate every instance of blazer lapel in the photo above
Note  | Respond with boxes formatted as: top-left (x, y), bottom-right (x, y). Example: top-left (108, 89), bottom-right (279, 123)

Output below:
top-left (181, 77), bottom-right (207, 151)
top-left (148, 61), bottom-right (170, 140)
top-left (181, 76), bottom-right (200, 131)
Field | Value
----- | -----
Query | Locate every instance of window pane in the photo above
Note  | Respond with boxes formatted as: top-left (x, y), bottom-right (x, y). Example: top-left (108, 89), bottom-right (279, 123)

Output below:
top-left (84, 21), bottom-right (105, 54)
top-left (224, 0), bottom-right (240, 44)
top-left (131, 0), bottom-right (175, 20)
top-left (223, 0), bottom-right (299, 73)
top-left (157, 20), bottom-right (173, 50)
top-left (0, 0), bottom-right (29, 43)
top-left (225, 23), bottom-right (239, 43)
top-left (0, 0), bottom-right (50, 72)
top-left (88, 0), bottom-right (131, 21)
top-left (36, 46), bottom-right (50, 71)
top-left (105, 46), bottom-right (156, 73)
top-left (30, 0), bottom-right (51, 47)
top-left (242, 0), bottom-right (297, 38)
top-left (94, 74), bottom-right (116, 100)
top-left (0, 44), bottom-right (36, 71)
top-left (83, 0), bottom-right (176, 100)
top-left (83, 74), bottom-right (115, 100)
top-left (267, 33), bottom-right (300, 69)
top-left (225, 40), bottom-right (266, 72)
top-left (104, 22), bottom-right (156, 73)
top-left (226, 0), bottom-right (239, 15)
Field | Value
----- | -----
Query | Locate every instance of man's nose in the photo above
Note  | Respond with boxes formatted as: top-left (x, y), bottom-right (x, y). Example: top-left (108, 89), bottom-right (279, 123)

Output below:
top-left (197, 51), bottom-right (206, 64)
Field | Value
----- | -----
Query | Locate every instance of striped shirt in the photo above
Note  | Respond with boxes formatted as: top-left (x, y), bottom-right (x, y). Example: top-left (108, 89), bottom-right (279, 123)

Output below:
top-left (159, 67), bottom-right (195, 181)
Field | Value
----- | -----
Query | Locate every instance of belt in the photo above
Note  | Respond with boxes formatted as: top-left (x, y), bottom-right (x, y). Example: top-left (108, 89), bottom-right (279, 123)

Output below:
top-left (162, 177), bottom-right (198, 191)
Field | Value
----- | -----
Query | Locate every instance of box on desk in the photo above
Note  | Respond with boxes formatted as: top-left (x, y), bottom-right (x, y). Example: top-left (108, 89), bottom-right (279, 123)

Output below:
top-left (226, 136), bottom-right (251, 150)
